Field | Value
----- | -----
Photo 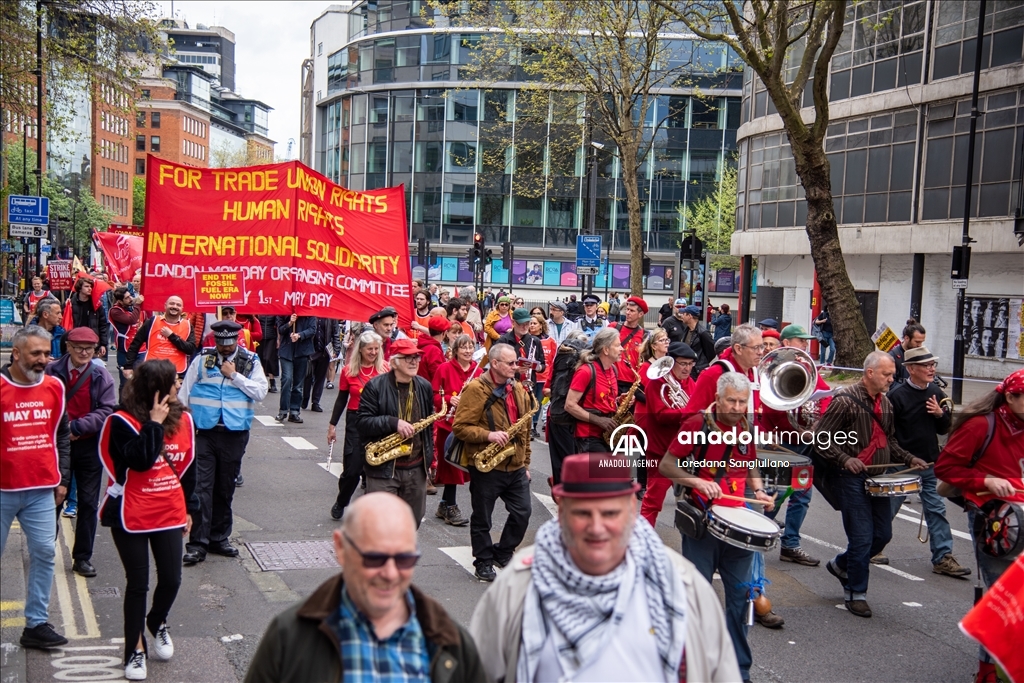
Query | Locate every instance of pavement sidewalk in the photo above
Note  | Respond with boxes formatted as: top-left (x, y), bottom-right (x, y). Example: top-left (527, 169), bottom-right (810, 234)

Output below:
top-left (1, 521), bottom-right (28, 683)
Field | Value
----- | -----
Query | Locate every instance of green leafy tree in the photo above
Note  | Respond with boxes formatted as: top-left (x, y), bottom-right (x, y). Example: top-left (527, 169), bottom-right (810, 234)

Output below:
top-left (657, 0), bottom-right (875, 365)
top-left (132, 175), bottom-right (145, 226)
top-left (682, 163), bottom-right (737, 266)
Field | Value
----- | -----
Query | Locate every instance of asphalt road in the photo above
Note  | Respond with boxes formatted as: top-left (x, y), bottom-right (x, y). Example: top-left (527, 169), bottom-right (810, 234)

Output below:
top-left (2, 376), bottom-right (985, 683)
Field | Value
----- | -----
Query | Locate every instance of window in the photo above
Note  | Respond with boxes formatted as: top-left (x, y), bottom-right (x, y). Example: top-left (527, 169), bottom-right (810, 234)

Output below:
top-left (318, 42), bottom-right (323, 56)
top-left (151, 112), bottom-right (161, 128)
top-left (141, 89), bottom-right (150, 100)
top-left (136, 111), bottom-right (146, 127)
top-left (446, 141), bottom-right (477, 172)
top-left (150, 136), bottom-right (160, 152)
top-left (136, 135), bottom-right (146, 151)
top-left (932, 1), bottom-right (1024, 80)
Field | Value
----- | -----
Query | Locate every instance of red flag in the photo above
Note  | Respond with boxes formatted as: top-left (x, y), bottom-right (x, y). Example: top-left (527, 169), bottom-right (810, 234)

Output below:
top-left (69, 272), bottom-right (112, 311)
top-left (960, 554), bottom-right (1024, 683)
top-left (61, 299), bottom-right (73, 331)
top-left (93, 231), bottom-right (143, 284)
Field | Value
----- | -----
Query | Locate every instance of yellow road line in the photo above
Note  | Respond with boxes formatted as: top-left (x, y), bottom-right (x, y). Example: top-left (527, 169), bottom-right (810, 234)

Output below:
top-left (54, 516), bottom-right (101, 639)
top-left (0, 616), bottom-right (26, 627)
top-left (0, 600), bottom-right (25, 611)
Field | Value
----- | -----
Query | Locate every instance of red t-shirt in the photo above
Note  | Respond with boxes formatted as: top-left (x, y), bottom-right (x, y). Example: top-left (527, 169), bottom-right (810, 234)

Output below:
top-left (336, 366), bottom-right (384, 412)
top-left (569, 362), bottom-right (619, 438)
top-left (668, 412), bottom-right (757, 508)
top-left (612, 324), bottom-right (645, 383)
top-left (935, 406), bottom-right (1024, 506)
top-left (536, 337), bottom-right (557, 383)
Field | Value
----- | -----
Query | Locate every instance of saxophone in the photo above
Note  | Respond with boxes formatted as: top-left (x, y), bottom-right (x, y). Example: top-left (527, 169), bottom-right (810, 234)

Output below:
top-left (364, 394), bottom-right (447, 466)
top-left (473, 394), bottom-right (538, 473)
top-left (602, 373), bottom-right (643, 442)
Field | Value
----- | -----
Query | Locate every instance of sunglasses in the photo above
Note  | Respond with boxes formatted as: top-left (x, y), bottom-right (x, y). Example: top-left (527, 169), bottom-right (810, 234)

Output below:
top-left (343, 532), bottom-right (421, 569)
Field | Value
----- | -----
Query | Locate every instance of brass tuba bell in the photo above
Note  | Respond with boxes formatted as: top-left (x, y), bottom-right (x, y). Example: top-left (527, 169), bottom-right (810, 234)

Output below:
top-left (757, 347), bottom-right (818, 412)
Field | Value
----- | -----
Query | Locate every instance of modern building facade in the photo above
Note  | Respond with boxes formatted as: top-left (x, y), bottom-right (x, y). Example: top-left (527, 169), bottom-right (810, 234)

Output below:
top-left (306, 0), bottom-right (743, 299)
top-left (162, 20), bottom-right (237, 92)
top-left (734, 0), bottom-right (1024, 378)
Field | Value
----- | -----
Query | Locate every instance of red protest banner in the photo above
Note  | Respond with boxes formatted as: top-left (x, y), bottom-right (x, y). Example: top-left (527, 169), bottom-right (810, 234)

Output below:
top-left (94, 231), bottom-right (143, 284)
top-left (109, 224), bottom-right (145, 237)
top-left (46, 260), bottom-right (74, 290)
top-left (142, 157), bottom-right (414, 323)
top-left (960, 554), bottom-right (1024, 683)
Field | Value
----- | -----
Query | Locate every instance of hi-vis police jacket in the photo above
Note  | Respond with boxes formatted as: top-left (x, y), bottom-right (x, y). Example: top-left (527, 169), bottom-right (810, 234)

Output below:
top-left (180, 347), bottom-right (269, 431)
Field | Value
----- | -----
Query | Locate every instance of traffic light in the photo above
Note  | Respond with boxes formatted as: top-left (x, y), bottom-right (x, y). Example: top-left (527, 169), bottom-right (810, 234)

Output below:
top-left (470, 232), bottom-right (485, 265)
top-left (642, 255), bottom-right (651, 276)
top-left (485, 248), bottom-right (493, 266)
top-left (417, 237), bottom-right (427, 263)
top-left (501, 241), bottom-right (513, 266)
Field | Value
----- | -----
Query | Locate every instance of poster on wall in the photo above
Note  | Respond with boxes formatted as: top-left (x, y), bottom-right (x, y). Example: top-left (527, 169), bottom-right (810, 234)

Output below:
top-left (963, 296), bottom-right (1022, 360)
top-left (525, 261), bottom-right (544, 284)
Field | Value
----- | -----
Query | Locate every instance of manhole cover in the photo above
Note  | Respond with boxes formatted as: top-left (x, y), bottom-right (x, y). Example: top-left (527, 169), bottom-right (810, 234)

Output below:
top-left (246, 541), bottom-right (337, 571)
top-left (88, 587), bottom-right (121, 598)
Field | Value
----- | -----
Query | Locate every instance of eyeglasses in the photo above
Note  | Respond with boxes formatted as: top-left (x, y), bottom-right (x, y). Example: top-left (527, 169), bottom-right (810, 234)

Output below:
top-left (343, 532), bottom-right (421, 569)
top-left (395, 355), bottom-right (422, 363)
top-left (68, 345), bottom-right (94, 353)
top-left (740, 343), bottom-right (767, 352)
top-left (914, 362), bottom-right (938, 369)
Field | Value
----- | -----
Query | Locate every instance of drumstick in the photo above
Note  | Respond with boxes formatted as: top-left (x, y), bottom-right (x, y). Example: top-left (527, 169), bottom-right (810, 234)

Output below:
top-left (716, 494), bottom-right (771, 506)
top-left (977, 489), bottom-right (1024, 497)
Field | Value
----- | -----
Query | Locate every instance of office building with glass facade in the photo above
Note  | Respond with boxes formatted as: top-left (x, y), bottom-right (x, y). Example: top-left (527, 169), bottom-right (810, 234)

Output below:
top-left (734, 0), bottom-right (1024, 378)
top-left (307, 0), bottom-right (742, 298)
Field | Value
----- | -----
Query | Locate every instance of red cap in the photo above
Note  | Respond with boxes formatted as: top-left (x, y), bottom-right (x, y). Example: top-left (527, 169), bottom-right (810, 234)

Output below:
top-left (390, 339), bottom-right (421, 357)
top-left (428, 316), bottom-right (451, 334)
top-left (65, 327), bottom-right (100, 345)
top-left (551, 454), bottom-right (641, 500)
top-left (626, 296), bottom-right (648, 314)
top-left (761, 329), bottom-right (780, 340)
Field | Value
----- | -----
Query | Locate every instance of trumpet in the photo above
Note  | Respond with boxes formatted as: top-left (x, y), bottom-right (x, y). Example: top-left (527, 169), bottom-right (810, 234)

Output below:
top-left (646, 356), bottom-right (689, 409)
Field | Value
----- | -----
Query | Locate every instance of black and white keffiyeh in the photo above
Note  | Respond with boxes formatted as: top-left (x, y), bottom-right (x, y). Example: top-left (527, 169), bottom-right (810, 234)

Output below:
top-left (516, 518), bottom-right (687, 682)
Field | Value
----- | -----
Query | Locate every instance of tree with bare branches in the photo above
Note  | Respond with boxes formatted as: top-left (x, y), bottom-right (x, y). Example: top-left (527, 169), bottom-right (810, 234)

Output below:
top-left (657, 0), bottom-right (875, 364)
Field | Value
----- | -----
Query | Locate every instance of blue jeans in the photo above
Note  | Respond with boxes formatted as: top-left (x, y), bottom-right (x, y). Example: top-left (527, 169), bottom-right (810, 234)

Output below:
top-left (889, 467), bottom-right (953, 565)
top-left (683, 532), bottom-right (755, 680)
top-left (1, 488), bottom-right (58, 628)
top-left (765, 487), bottom-right (812, 549)
top-left (531, 381), bottom-right (545, 428)
top-left (278, 356), bottom-right (309, 414)
top-left (66, 473), bottom-right (77, 508)
top-left (835, 472), bottom-right (893, 598)
top-left (967, 509), bottom-right (1014, 663)
top-left (819, 333), bottom-right (835, 364)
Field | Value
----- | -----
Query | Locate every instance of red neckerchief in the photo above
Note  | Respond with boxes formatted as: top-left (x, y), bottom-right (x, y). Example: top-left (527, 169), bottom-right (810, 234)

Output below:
top-left (489, 370), bottom-right (519, 423)
top-left (856, 392), bottom-right (888, 465)
top-left (996, 404), bottom-right (1024, 438)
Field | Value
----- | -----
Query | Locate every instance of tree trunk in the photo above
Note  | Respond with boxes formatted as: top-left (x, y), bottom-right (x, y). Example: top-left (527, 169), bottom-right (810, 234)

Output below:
top-left (790, 137), bottom-right (876, 366)
top-left (618, 137), bottom-right (645, 296)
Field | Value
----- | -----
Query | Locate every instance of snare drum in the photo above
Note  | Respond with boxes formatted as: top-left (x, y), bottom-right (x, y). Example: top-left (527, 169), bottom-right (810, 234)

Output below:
top-left (760, 454), bottom-right (814, 494)
top-left (865, 474), bottom-right (921, 497)
top-left (705, 505), bottom-right (781, 552)
top-left (974, 499), bottom-right (1024, 559)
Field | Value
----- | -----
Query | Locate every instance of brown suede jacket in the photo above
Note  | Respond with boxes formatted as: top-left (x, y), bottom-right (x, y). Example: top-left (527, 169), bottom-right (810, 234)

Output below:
top-left (452, 371), bottom-right (533, 472)
top-left (244, 574), bottom-right (488, 683)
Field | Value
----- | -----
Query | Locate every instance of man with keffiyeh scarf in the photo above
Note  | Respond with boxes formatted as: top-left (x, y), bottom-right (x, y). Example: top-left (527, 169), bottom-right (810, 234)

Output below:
top-left (469, 454), bottom-right (741, 683)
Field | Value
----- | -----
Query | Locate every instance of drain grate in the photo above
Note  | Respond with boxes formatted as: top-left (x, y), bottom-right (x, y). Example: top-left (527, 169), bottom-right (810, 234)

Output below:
top-left (246, 541), bottom-right (337, 571)
top-left (88, 586), bottom-right (121, 598)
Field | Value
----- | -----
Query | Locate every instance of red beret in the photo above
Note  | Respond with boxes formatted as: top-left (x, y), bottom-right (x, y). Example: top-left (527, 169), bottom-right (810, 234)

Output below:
top-left (626, 296), bottom-right (649, 314)
top-left (761, 329), bottom-right (781, 339)
top-left (428, 316), bottom-right (451, 334)
top-left (65, 327), bottom-right (99, 345)
top-left (390, 339), bottom-right (420, 357)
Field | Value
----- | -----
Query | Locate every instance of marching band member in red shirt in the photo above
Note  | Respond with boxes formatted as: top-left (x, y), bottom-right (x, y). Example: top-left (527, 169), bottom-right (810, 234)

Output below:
top-left (431, 334), bottom-right (482, 526)
top-left (1, 326), bottom-right (71, 650)
top-left (935, 368), bottom-right (1024, 683)
top-left (99, 359), bottom-right (199, 680)
top-left (328, 330), bottom-right (388, 520)
top-left (564, 328), bottom-right (622, 453)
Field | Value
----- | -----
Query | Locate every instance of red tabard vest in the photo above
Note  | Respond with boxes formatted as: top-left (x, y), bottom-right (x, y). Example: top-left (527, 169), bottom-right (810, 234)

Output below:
top-left (147, 317), bottom-right (191, 372)
top-left (0, 374), bottom-right (65, 491)
top-left (99, 411), bottom-right (195, 533)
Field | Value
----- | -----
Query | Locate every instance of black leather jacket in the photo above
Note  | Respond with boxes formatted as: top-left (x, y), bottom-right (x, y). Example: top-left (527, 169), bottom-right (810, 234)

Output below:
top-left (354, 371), bottom-right (436, 479)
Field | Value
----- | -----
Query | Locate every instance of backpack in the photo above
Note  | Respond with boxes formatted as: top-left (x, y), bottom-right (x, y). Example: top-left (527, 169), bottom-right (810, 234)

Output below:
top-left (936, 412), bottom-right (997, 508)
top-left (546, 339), bottom-right (588, 425)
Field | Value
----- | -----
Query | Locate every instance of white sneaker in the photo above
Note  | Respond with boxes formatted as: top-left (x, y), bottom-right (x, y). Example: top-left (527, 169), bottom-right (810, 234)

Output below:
top-left (125, 650), bottom-right (147, 680)
top-left (150, 624), bottom-right (173, 660)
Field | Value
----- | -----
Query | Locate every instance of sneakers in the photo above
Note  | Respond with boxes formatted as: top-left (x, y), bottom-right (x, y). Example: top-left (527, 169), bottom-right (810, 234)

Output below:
top-left (150, 624), bottom-right (173, 660)
top-left (125, 650), bottom-right (147, 680)
top-left (19, 622), bottom-right (68, 649)
top-left (826, 559), bottom-right (849, 588)
top-left (844, 599), bottom-right (872, 618)
top-left (780, 546), bottom-right (821, 567)
top-left (933, 554), bottom-right (971, 578)
top-left (326, 382), bottom-right (335, 390)
top-left (62, 503), bottom-right (77, 518)
top-left (436, 503), bottom-right (469, 527)
top-left (234, 474), bottom-right (244, 487)
top-left (475, 563), bottom-right (496, 582)
top-left (870, 553), bottom-right (889, 565)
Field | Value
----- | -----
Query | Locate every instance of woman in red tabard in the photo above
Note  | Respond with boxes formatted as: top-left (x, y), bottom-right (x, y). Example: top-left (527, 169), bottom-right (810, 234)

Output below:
top-left (98, 359), bottom-right (198, 681)
top-left (328, 330), bottom-right (388, 520)
top-left (431, 334), bottom-right (482, 526)
top-left (529, 315), bottom-right (558, 440)
top-left (935, 368), bottom-right (1024, 683)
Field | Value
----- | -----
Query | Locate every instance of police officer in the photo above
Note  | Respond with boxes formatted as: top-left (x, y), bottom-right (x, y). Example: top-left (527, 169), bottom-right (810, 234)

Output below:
top-left (578, 294), bottom-right (605, 342)
top-left (179, 321), bottom-right (268, 565)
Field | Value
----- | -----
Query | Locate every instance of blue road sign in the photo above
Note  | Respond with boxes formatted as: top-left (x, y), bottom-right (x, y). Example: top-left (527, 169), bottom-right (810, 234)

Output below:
top-left (7, 195), bottom-right (50, 226)
top-left (576, 234), bottom-right (602, 274)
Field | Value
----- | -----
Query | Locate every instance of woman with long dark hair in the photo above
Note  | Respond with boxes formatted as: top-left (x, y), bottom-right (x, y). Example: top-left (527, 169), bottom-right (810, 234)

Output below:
top-left (99, 359), bottom-right (198, 680)
top-left (431, 334), bottom-right (481, 526)
top-left (935, 368), bottom-right (1024, 683)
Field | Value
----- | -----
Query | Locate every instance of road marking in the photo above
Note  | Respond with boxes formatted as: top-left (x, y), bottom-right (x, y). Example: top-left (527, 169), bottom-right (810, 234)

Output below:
top-left (0, 617), bottom-right (25, 627)
top-left (800, 534), bottom-right (924, 582)
top-left (903, 601), bottom-right (922, 607)
top-left (1, 600), bottom-right (24, 611)
top-left (52, 518), bottom-right (101, 640)
top-left (318, 462), bottom-right (344, 478)
top-left (894, 511), bottom-right (972, 540)
top-left (438, 546), bottom-right (504, 579)
top-left (254, 415), bottom-right (283, 427)
top-left (282, 436), bottom-right (317, 450)
top-left (835, 604), bottom-right (847, 611)
top-left (532, 491), bottom-right (558, 518)
top-left (60, 517), bottom-right (101, 638)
